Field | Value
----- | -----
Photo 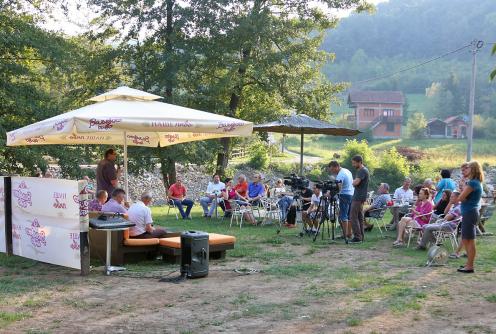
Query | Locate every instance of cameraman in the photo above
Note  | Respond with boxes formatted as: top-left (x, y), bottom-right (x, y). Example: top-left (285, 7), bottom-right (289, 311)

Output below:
top-left (350, 155), bottom-right (370, 243)
top-left (302, 184), bottom-right (322, 234)
top-left (328, 160), bottom-right (354, 239)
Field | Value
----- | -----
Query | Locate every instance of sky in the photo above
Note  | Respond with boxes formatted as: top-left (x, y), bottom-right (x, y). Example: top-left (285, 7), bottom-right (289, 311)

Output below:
top-left (44, 0), bottom-right (389, 36)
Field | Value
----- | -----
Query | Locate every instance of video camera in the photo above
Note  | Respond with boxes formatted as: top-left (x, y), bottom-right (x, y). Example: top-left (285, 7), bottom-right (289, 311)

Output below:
top-left (283, 173), bottom-right (309, 191)
top-left (315, 179), bottom-right (342, 197)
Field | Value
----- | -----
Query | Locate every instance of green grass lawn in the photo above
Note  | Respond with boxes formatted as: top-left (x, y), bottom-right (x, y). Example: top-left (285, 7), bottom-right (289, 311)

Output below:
top-left (283, 135), bottom-right (496, 169)
top-left (0, 205), bottom-right (495, 332)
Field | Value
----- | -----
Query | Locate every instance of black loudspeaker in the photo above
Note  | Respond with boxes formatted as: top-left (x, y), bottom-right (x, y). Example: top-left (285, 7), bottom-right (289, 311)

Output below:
top-left (180, 231), bottom-right (209, 278)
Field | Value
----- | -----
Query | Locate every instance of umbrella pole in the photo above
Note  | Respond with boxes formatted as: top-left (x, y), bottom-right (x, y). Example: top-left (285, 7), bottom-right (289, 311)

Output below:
top-left (123, 131), bottom-right (129, 201)
top-left (300, 130), bottom-right (304, 176)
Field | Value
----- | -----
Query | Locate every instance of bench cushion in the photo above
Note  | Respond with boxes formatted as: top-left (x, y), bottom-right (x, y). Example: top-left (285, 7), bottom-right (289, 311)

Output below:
top-left (158, 233), bottom-right (236, 248)
top-left (124, 238), bottom-right (160, 246)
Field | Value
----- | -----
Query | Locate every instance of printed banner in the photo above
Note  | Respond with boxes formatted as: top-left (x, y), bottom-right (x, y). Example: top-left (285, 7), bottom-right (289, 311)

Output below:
top-left (11, 177), bottom-right (81, 269)
top-left (0, 176), bottom-right (5, 253)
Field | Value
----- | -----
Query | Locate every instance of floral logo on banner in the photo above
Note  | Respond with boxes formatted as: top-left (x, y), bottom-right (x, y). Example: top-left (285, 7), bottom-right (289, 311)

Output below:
top-left (8, 132), bottom-right (16, 142)
top-left (127, 134), bottom-right (150, 145)
top-left (164, 134), bottom-right (180, 143)
top-left (69, 233), bottom-right (80, 250)
top-left (25, 136), bottom-right (46, 144)
top-left (13, 181), bottom-right (32, 208)
top-left (78, 189), bottom-right (89, 217)
top-left (12, 224), bottom-right (21, 240)
top-left (217, 121), bottom-right (245, 132)
top-left (89, 118), bottom-right (122, 130)
top-left (53, 192), bottom-right (67, 209)
top-left (25, 219), bottom-right (47, 248)
top-left (53, 119), bottom-right (69, 131)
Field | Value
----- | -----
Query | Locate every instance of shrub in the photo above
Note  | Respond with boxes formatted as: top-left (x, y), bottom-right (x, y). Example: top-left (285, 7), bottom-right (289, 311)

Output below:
top-left (373, 148), bottom-right (411, 190)
top-left (307, 167), bottom-right (323, 181)
top-left (407, 112), bottom-right (427, 139)
top-left (339, 139), bottom-right (377, 173)
top-left (247, 140), bottom-right (269, 170)
top-left (410, 160), bottom-right (436, 186)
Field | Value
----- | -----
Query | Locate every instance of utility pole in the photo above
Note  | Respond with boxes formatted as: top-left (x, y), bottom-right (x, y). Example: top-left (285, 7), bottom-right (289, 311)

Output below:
top-left (466, 39), bottom-right (484, 162)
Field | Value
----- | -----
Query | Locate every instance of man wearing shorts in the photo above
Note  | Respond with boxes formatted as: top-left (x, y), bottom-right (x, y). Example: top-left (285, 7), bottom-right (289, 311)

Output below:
top-left (328, 160), bottom-right (354, 239)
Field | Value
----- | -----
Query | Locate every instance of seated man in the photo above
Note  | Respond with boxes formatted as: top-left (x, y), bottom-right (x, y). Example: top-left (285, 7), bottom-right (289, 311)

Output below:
top-left (199, 174), bottom-right (225, 218)
top-left (247, 173), bottom-right (265, 206)
top-left (88, 190), bottom-right (108, 212)
top-left (128, 192), bottom-right (169, 238)
top-left (168, 177), bottom-right (194, 219)
top-left (363, 183), bottom-right (391, 231)
top-left (101, 188), bottom-right (128, 214)
top-left (272, 179), bottom-right (293, 226)
top-left (416, 190), bottom-right (462, 250)
top-left (393, 177), bottom-right (414, 203)
top-left (302, 184), bottom-right (322, 234)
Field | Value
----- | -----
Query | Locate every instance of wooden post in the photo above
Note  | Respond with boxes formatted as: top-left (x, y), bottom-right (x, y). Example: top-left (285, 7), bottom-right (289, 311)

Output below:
top-left (4, 177), bottom-right (13, 256)
top-left (78, 180), bottom-right (90, 276)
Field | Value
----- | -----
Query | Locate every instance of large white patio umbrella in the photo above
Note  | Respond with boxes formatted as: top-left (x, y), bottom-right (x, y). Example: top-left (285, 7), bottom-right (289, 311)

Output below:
top-left (7, 86), bottom-right (253, 195)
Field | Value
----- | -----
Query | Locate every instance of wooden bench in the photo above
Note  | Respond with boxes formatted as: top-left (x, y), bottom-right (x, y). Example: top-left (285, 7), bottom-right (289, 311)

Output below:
top-left (158, 233), bottom-right (236, 264)
top-left (89, 228), bottom-right (181, 265)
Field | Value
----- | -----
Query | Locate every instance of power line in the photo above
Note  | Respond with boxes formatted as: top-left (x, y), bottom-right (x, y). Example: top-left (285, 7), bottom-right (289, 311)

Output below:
top-left (352, 43), bottom-right (473, 85)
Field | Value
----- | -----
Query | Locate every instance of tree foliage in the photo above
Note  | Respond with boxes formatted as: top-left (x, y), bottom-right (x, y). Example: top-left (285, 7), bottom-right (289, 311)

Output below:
top-left (407, 112), bottom-right (427, 139)
top-left (339, 139), bottom-right (377, 173)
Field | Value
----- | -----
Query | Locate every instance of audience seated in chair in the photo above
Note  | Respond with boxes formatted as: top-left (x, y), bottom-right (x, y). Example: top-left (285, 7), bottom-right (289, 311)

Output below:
top-left (302, 184), bottom-right (322, 234)
top-left (168, 177), bottom-right (194, 219)
top-left (223, 178), bottom-right (257, 225)
top-left (234, 174), bottom-right (249, 199)
top-left (363, 183), bottom-right (391, 231)
top-left (128, 192), bottom-right (170, 239)
top-left (102, 188), bottom-right (128, 214)
top-left (271, 179), bottom-right (293, 225)
top-left (88, 190), bottom-right (108, 212)
top-left (393, 188), bottom-right (433, 247)
top-left (417, 191), bottom-right (461, 250)
top-left (247, 173), bottom-right (265, 206)
top-left (199, 174), bottom-right (225, 218)
top-left (431, 189), bottom-right (452, 221)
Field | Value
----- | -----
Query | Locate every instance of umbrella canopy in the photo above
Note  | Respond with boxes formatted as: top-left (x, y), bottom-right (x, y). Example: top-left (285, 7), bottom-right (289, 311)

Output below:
top-left (7, 86), bottom-right (253, 198)
top-left (7, 86), bottom-right (253, 147)
top-left (254, 114), bottom-right (360, 175)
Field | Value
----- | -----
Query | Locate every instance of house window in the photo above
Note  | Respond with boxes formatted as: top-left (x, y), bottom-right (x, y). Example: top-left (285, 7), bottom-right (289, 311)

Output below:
top-left (363, 108), bottom-right (374, 117)
top-left (383, 109), bottom-right (394, 117)
top-left (386, 123), bottom-right (395, 132)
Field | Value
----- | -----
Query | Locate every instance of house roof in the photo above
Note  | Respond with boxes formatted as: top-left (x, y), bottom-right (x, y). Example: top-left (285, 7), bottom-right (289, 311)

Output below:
top-left (444, 115), bottom-right (468, 124)
top-left (348, 91), bottom-right (405, 104)
top-left (427, 118), bottom-right (446, 125)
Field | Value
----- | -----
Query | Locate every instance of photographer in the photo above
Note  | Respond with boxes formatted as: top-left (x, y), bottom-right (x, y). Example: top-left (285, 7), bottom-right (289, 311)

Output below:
top-left (328, 161), bottom-right (354, 239)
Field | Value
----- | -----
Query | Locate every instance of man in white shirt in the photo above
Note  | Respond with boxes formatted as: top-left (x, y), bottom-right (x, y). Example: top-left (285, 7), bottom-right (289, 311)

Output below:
top-left (128, 192), bottom-right (168, 238)
top-left (303, 184), bottom-right (323, 234)
top-left (200, 174), bottom-right (225, 218)
top-left (393, 177), bottom-right (414, 202)
top-left (328, 161), bottom-right (354, 239)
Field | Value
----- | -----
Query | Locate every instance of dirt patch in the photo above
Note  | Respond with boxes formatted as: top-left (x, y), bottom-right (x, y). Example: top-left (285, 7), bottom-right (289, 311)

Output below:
top-left (1, 239), bottom-right (495, 334)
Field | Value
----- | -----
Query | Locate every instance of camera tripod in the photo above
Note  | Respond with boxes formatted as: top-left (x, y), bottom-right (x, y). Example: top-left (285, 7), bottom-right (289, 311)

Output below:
top-left (311, 194), bottom-right (346, 243)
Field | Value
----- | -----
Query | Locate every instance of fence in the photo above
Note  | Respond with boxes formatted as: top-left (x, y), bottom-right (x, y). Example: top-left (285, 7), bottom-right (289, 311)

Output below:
top-left (231, 147), bottom-right (247, 159)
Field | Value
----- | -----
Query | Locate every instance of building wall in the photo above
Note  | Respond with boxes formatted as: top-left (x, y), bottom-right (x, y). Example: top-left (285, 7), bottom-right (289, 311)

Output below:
top-left (354, 102), bottom-right (403, 130)
top-left (372, 122), bottom-right (402, 139)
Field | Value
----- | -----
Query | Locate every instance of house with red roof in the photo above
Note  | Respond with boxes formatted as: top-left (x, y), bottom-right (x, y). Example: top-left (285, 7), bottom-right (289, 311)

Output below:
top-left (347, 91), bottom-right (405, 139)
top-left (427, 115), bottom-right (468, 139)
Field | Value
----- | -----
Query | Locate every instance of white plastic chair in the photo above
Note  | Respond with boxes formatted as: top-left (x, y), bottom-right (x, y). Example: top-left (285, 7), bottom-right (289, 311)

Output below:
top-left (406, 211), bottom-right (434, 248)
top-left (433, 217), bottom-right (462, 251)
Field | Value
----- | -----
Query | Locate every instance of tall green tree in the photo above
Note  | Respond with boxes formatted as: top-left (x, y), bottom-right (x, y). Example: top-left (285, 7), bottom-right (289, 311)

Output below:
top-left (185, 0), bottom-right (372, 175)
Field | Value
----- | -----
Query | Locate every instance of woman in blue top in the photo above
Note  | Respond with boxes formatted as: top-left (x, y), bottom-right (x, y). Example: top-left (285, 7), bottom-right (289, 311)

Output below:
top-left (457, 161), bottom-right (484, 273)
top-left (434, 169), bottom-right (457, 204)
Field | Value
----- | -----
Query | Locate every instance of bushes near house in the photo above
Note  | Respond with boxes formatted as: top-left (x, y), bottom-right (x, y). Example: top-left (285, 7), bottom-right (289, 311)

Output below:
top-left (373, 148), bottom-right (411, 190)
top-left (407, 112), bottom-right (427, 139)
top-left (339, 139), bottom-right (378, 173)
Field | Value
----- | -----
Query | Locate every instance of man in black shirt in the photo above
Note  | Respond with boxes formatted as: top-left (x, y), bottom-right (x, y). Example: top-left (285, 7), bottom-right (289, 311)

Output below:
top-left (350, 155), bottom-right (369, 243)
top-left (96, 148), bottom-right (119, 200)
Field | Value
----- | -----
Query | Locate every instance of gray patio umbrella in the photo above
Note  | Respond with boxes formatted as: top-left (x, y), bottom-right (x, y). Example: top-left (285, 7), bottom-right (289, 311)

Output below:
top-left (254, 114), bottom-right (360, 175)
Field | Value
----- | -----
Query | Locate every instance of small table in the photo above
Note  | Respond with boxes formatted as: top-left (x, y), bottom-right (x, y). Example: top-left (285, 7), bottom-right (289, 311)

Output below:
top-left (98, 227), bottom-right (131, 276)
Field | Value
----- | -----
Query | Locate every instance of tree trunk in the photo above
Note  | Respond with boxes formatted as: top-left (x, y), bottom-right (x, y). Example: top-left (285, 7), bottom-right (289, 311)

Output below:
top-left (160, 0), bottom-right (176, 182)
